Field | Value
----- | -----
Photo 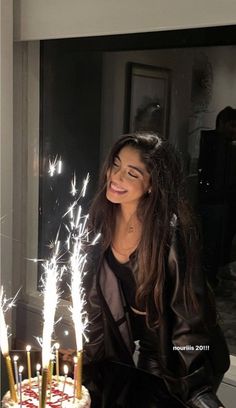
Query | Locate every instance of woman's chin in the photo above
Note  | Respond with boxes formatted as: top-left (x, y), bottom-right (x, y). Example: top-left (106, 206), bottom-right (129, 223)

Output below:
top-left (106, 191), bottom-right (121, 204)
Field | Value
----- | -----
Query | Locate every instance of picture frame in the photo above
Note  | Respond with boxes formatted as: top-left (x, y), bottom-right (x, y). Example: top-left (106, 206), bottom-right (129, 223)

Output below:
top-left (124, 63), bottom-right (171, 138)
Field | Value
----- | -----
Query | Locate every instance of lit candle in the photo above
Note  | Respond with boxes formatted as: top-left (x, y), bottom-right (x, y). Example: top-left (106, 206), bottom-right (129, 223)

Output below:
top-left (19, 366), bottom-right (24, 408)
top-left (73, 357), bottom-right (78, 402)
top-left (61, 365), bottom-right (68, 408)
top-left (5, 354), bottom-right (18, 402)
top-left (36, 363), bottom-right (41, 390)
top-left (13, 355), bottom-right (19, 393)
top-left (26, 345), bottom-right (32, 388)
top-left (54, 342), bottom-right (60, 381)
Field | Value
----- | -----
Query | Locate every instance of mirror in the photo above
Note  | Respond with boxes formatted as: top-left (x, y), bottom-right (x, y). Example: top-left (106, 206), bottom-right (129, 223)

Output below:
top-left (19, 27), bottom-right (236, 356)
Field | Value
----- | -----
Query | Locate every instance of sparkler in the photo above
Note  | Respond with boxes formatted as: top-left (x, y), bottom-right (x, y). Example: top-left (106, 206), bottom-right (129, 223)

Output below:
top-left (44, 164), bottom-right (99, 401)
top-left (70, 238), bottom-right (87, 399)
top-left (39, 245), bottom-right (61, 408)
top-left (66, 174), bottom-right (92, 399)
top-left (0, 286), bottom-right (18, 402)
top-left (65, 172), bottom-right (101, 399)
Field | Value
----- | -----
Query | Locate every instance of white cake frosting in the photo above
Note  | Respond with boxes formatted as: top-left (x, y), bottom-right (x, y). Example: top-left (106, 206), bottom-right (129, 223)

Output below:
top-left (2, 376), bottom-right (91, 408)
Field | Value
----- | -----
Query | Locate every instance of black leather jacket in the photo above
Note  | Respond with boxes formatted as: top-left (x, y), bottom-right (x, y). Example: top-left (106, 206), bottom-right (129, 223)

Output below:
top-left (83, 229), bottom-right (230, 408)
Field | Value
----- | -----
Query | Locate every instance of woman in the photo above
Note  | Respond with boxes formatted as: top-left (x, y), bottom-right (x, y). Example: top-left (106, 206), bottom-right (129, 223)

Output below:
top-left (84, 132), bottom-right (229, 408)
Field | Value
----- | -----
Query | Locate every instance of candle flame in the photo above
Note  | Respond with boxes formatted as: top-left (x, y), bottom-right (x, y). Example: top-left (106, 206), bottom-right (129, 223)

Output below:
top-left (63, 365), bottom-right (69, 375)
top-left (73, 356), bottom-right (78, 364)
top-left (54, 342), bottom-right (60, 350)
top-left (36, 363), bottom-right (41, 371)
top-left (13, 355), bottom-right (19, 362)
top-left (19, 366), bottom-right (24, 374)
top-left (26, 345), bottom-right (31, 352)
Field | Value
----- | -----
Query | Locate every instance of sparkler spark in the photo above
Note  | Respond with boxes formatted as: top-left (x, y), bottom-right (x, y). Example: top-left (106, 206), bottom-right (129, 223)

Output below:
top-left (91, 232), bottom-right (101, 246)
top-left (48, 156), bottom-right (63, 177)
top-left (0, 287), bottom-right (19, 356)
top-left (0, 287), bottom-right (10, 356)
top-left (81, 173), bottom-right (90, 197)
top-left (57, 160), bottom-right (62, 174)
top-left (71, 173), bottom-right (77, 196)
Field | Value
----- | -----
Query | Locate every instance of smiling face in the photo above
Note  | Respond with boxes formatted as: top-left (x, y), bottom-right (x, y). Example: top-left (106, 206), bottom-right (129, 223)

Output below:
top-left (106, 145), bottom-right (151, 210)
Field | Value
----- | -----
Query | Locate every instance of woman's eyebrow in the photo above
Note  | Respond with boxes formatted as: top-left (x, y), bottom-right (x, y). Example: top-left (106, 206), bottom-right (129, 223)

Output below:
top-left (127, 164), bottom-right (144, 175)
top-left (115, 154), bottom-right (145, 175)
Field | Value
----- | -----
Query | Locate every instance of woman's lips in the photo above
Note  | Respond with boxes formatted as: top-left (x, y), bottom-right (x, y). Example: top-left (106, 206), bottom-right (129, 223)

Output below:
top-left (109, 181), bottom-right (127, 194)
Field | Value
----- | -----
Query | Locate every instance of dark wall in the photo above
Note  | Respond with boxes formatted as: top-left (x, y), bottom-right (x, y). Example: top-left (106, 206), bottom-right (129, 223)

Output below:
top-left (38, 41), bottom-right (103, 279)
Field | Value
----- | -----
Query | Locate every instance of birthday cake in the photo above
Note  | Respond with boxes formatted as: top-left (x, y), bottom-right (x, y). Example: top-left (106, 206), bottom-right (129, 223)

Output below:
top-left (2, 376), bottom-right (91, 408)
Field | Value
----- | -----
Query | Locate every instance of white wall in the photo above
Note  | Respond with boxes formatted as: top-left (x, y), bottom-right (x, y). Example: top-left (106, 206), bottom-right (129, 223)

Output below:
top-left (13, 0), bottom-right (236, 41)
top-left (0, 0), bottom-right (13, 304)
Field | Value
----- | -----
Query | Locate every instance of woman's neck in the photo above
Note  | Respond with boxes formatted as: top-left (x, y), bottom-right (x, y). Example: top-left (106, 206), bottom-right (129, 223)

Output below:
top-left (115, 205), bottom-right (141, 239)
top-left (111, 206), bottom-right (141, 262)
top-left (119, 204), bottom-right (138, 224)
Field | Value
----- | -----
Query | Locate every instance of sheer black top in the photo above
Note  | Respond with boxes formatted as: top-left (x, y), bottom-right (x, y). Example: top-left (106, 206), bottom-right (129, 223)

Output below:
top-left (105, 246), bottom-right (161, 375)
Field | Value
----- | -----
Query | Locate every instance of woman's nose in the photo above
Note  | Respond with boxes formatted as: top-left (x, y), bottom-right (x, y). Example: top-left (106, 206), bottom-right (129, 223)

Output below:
top-left (114, 167), bottom-right (125, 181)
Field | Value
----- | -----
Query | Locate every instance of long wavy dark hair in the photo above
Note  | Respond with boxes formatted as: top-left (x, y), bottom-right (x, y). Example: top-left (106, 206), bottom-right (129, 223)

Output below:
top-left (89, 132), bottom-right (200, 327)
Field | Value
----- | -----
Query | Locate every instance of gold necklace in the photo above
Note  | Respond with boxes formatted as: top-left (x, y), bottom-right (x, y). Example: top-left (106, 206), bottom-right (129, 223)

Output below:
top-left (125, 213), bottom-right (139, 234)
top-left (127, 224), bottom-right (134, 233)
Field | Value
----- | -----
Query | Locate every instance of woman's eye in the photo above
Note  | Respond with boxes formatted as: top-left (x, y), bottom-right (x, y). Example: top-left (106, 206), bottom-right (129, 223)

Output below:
top-left (128, 172), bottom-right (138, 179)
top-left (112, 161), bottom-right (119, 168)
